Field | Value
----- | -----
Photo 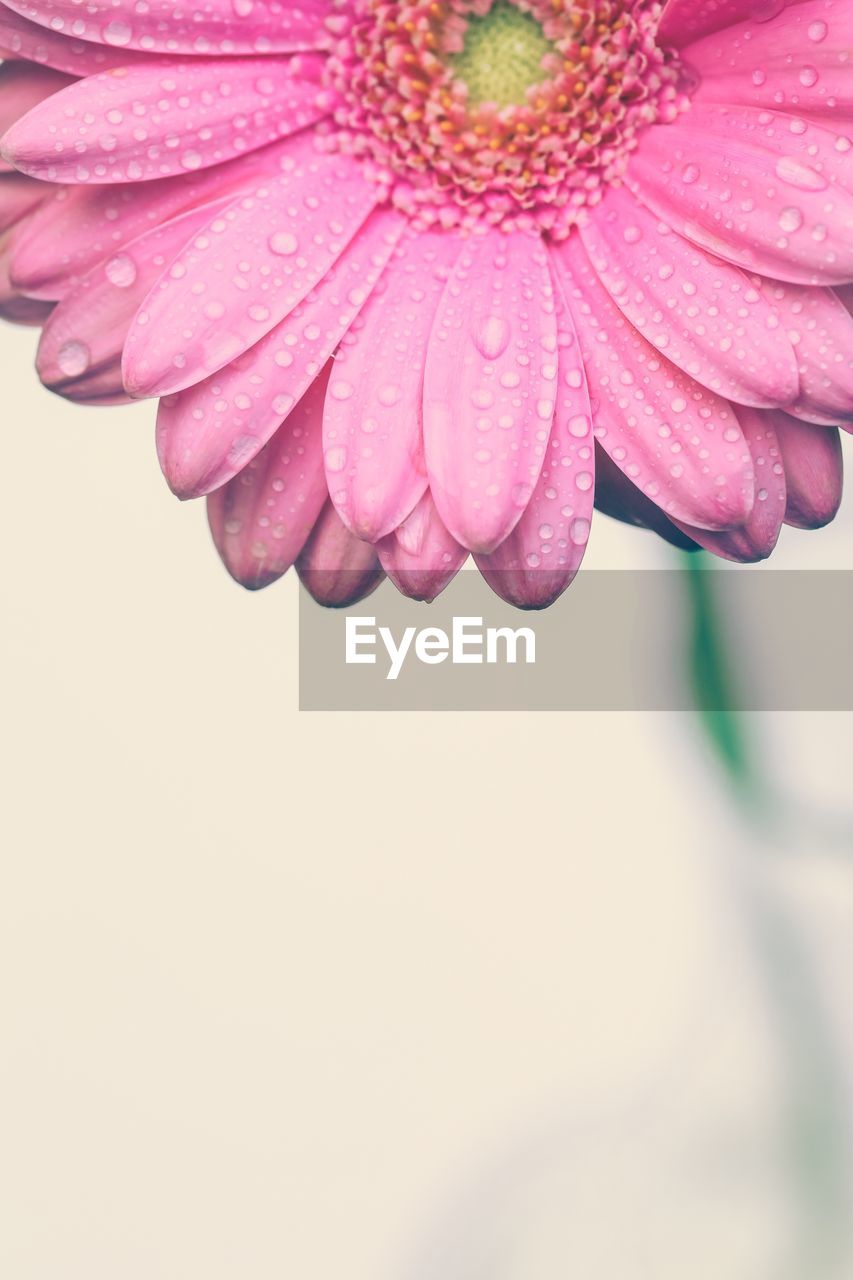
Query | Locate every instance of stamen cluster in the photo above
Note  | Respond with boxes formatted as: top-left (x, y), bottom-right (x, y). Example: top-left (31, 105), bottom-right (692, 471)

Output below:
top-left (324, 0), bottom-right (688, 235)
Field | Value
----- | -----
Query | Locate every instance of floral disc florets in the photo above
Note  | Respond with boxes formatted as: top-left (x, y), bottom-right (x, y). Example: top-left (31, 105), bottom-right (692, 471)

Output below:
top-left (324, 0), bottom-right (689, 235)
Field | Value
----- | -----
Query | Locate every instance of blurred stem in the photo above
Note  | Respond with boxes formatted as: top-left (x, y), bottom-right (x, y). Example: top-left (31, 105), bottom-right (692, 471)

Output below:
top-left (681, 550), bottom-right (853, 1273)
top-left (681, 551), bottom-right (853, 853)
top-left (681, 551), bottom-right (764, 809)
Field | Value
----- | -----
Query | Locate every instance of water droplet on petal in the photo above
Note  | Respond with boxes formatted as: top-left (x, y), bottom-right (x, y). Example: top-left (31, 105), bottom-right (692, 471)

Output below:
top-left (570, 517), bottom-right (590, 546)
top-left (775, 156), bottom-right (827, 191)
top-left (473, 315), bottom-right (510, 359)
top-left (779, 206), bottom-right (804, 233)
top-left (269, 231), bottom-right (299, 256)
top-left (104, 253), bottom-right (137, 288)
top-left (57, 340), bottom-right (90, 378)
top-left (325, 446), bottom-right (347, 473)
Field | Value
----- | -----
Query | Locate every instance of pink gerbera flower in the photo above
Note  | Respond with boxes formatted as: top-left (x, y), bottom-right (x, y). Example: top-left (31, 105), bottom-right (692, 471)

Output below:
top-left (0, 0), bottom-right (848, 607)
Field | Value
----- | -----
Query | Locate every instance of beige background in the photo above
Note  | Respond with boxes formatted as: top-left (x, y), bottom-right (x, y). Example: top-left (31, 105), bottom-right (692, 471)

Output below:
top-left (2, 321), bottom-right (853, 1277)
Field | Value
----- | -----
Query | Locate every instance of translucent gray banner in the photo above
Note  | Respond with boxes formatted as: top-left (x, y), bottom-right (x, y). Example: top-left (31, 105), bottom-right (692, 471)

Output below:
top-left (298, 569), bottom-right (853, 712)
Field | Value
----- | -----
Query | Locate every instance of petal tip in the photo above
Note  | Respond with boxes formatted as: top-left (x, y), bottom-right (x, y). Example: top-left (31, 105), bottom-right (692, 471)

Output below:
top-left (298, 567), bottom-right (385, 609)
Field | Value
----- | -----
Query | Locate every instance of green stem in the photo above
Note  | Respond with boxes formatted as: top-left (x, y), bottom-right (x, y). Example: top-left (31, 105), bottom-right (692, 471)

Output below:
top-left (680, 550), bottom-right (853, 1272)
top-left (681, 551), bottom-right (763, 808)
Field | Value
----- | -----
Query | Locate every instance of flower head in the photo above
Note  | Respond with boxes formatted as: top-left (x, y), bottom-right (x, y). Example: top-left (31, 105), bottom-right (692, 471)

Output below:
top-left (0, 0), bottom-right (849, 607)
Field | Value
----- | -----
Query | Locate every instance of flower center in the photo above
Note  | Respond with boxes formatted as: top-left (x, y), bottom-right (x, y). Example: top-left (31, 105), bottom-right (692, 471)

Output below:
top-left (325, 1), bottom-right (689, 237)
top-left (450, 1), bottom-right (554, 108)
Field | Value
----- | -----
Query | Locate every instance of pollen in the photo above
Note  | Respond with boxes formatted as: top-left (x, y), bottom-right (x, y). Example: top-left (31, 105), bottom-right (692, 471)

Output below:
top-left (325, 0), bottom-right (689, 237)
top-left (450, 1), bottom-right (555, 108)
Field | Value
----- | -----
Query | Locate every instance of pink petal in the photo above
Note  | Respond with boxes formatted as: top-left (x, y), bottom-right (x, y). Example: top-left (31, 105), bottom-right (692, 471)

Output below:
top-left (296, 500), bottom-right (385, 608)
top-left (672, 406), bottom-right (787, 561)
top-left (2, 56), bottom-right (335, 184)
top-left (0, 0), bottom-right (340, 56)
top-left (658, 0), bottom-right (801, 47)
top-left (122, 138), bottom-right (379, 398)
top-left (773, 409), bottom-right (844, 527)
top-left (376, 490), bottom-right (468, 602)
top-left (156, 207), bottom-right (404, 499)
top-left (552, 234), bottom-right (755, 531)
top-left (593, 446), bottom-right (699, 551)
top-left (627, 103), bottom-right (853, 285)
top-left (207, 365), bottom-right (330, 590)
top-left (0, 7), bottom-right (155, 73)
top-left (0, 222), bottom-right (51, 322)
top-left (0, 60), bottom-right (72, 172)
top-left (580, 186), bottom-right (798, 409)
top-left (423, 229), bottom-right (557, 555)
top-left (690, 0), bottom-right (853, 118)
top-left (10, 141), bottom-right (286, 299)
top-left (836, 282), bottom-right (853, 313)
top-left (834, 285), bottom-right (853, 429)
top-left (0, 168), bottom-right (49, 233)
top-left (476, 293), bottom-right (595, 609)
top-left (755, 276), bottom-right (853, 425)
top-left (36, 197), bottom-right (233, 403)
top-left (323, 227), bottom-right (460, 542)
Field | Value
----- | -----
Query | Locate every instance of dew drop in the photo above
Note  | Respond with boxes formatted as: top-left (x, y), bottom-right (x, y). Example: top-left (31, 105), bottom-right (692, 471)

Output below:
top-left (57, 340), bottom-right (90, 378)
top-left (102, 20), bottom-right (132, 46)
top-left (473, 315), bottom-right (510, 359)
top-left (779, 206), bottom-right (804, 232)
top-left (104, 253), bottom-right (137, 288)
top-left (774, 156), bottom-right (827, 191)
top-left (325, 446), bottom-right (347, 473)
top-left (570, 517), bottom-right (590, 546)
top-left (269, 230), bottom-right (299, 256)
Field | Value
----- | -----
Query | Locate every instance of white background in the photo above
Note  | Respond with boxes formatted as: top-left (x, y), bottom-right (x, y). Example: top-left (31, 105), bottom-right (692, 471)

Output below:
top-left (2, 323), bottom-right (852, 1277)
